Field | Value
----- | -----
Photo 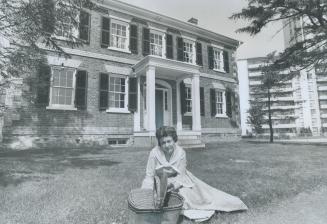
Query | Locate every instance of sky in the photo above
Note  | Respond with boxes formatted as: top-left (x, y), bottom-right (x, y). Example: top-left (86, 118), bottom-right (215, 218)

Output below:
top-left (118, 0), bottom-right (285, 59)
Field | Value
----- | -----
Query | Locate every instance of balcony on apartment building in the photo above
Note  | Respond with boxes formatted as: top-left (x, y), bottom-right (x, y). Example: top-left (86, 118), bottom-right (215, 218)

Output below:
top-left (262, 123), bottom-right (297, 129)
top-left (257, 96), bottom-right (294, 102)
top-left (318, 86), bottom-right (327, 91)
top-left (316, 76), bottom-right (327, 82)
top-left (248, 71), bottom-right (263, 77)
top-left (318, 95), bottom-right (327, 100)
top-left (262, 105), bottom-right (297, 110)
top-left (263, 114), bottom-right (297, 120)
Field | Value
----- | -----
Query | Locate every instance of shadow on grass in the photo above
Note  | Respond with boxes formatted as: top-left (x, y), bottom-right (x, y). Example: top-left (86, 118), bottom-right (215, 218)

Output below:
top-left (68, 158), bottom-right (120, 169)
top-left (0, 147), bottom-right (122, 187)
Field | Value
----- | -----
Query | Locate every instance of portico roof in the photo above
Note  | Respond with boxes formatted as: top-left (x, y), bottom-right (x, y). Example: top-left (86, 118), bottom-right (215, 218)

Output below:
top-left (132, 55), bottom-right (201, 80)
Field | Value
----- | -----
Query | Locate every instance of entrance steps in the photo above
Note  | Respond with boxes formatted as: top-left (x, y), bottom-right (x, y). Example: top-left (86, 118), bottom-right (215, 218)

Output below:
top-left (132, 131), bottom-right (205, 149)
top-left (177, 136), bottom-right (205, 149)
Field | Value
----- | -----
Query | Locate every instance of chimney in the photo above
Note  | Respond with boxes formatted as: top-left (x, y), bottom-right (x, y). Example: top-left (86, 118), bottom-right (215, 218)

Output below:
top-left (187, 17), bottom-right (198, 25)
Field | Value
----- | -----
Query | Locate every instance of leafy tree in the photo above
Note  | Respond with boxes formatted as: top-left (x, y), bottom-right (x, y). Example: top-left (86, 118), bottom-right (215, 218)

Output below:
top-left (230, 0), bottom-right (327, 71)
top-left (0, 0), bottom-right (94, 80)
top-left (247, 102), bottom-right (265, 135)
top-left (0, 0), bottom-right (94, 141)
top-left (248, 53), bottom-right (293, 142)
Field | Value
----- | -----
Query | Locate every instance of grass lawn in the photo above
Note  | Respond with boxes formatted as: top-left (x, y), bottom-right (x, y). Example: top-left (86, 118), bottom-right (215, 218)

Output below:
top-left (1, 141), bottom-right (327, 223)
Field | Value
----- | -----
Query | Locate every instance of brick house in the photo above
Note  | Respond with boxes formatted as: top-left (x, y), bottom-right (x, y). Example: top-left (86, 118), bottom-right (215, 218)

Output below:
top-left (3, 0), bottom-right (242, 148)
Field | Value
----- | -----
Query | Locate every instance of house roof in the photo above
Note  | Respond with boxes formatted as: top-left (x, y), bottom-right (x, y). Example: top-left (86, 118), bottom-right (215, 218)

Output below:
top-left (96, 0), bottom-right (242, 49)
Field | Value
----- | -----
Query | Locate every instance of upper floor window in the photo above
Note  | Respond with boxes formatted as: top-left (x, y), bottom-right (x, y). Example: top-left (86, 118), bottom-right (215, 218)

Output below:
top-left (208, 46), bottom-right (229, 73)
top-left (102, 17), bottom-right (137, 54)
top-left (183, 41), bottom-right (194, 64)
top-left (143, 28), bottom-right (165, 57)
top-left (79, 11), bottom-right (91, 42)
top-left (110, 19), bottom-right (129, 51)
top-left (150, 32), bottom-right (163, 57)
top-left (177, 37), bottom-right (196, 64)
top-left (56, 18), bottom-right (73, 38)
top-left (55, 11), bottom-right (90, 42)
top-left (213, 49), bottom-right (223, 71)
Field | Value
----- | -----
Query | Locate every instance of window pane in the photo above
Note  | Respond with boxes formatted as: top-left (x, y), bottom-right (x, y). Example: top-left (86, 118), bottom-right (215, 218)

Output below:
top-left (52, 88), bottom-right (59, 104)
top-left (58, 89), bottom-right (65, 104)
top-left (66, 70), bottom-right (74, 87)
top-left (53, 70), bottom-right (60, 86)
top-left (59, 72), bottom-right (66, 87)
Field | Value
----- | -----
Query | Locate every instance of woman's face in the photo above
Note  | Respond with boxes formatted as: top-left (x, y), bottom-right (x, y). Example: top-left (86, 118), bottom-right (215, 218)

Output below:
top-left (159, 136), bottom-right (175, 155)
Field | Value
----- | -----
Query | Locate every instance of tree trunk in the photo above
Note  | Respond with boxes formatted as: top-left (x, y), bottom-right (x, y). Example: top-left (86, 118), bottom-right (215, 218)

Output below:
top-left (267, 88), bottom-right (273, 143)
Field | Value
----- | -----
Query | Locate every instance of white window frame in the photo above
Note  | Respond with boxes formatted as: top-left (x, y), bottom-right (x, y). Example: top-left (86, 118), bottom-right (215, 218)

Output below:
top-left (47, 66), bottom-right (77, 111)
top-left (54, 3), bottom-right (79, 41)
top-left (215, 89), bottom-right (228, 118)
top-left (106, 74), bottom-right (129, 113)
top-left (213, 48), bottom-right (225, 72)
top-left (108, 18), bottom-right (130, 53)
top-left (183, 39), bottom-right (196, 64)
top-left (149, 30), bottom-right (165, 58)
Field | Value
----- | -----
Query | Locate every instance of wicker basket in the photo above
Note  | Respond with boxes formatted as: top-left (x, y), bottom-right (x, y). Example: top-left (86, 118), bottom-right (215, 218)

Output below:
top-left (128, 176), bottom-right (184, 224)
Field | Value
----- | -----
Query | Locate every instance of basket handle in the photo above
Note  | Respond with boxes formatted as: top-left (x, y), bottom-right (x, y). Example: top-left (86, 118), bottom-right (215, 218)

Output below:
top-left (153, 172), bottom-right (168, 209)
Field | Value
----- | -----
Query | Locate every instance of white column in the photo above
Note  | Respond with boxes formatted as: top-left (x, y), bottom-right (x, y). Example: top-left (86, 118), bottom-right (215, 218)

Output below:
top-left (191, 74), bottom-right (201, 131)
top-left (146, 66), bottom-right (156, 132)
top-left (133, 76), bottom-right (141, 132)
top-left (176, 80), bottom-right (182, 131)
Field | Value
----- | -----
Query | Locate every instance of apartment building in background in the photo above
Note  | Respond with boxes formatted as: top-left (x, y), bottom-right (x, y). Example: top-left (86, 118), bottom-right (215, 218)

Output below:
top-left (238, 16), bottom-right (326, 137)
top-left (238, 57), bottom-right (322, 137)
top-left (1, 0), bottom-right (242, 148)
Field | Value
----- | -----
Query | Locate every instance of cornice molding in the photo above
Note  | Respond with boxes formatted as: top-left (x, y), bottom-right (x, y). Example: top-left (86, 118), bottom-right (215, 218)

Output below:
top-left (95, 0), bottom-right (241, 49)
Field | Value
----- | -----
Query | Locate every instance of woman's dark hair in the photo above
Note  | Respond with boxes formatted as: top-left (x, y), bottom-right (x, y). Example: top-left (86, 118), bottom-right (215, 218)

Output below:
top-left (155, 126), bottom-right (178, 146)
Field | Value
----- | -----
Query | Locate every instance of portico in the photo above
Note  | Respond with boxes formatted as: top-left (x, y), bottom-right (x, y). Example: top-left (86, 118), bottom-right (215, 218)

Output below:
top-left (132, 55), bottom-right (202, 136)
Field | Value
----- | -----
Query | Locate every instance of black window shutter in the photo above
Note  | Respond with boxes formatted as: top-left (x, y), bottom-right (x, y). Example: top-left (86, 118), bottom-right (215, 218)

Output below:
top-left (177, 37), bottom-right (184, 61)
top-left (196, 42), bottom-right (203, 66)
top-left (180, 81), bottom-right (186, 114)
top-left (210, 88), bottom-right (216, 117)
top-left (226, 89), bottom-right (232, 118)
top-left (101, 17), bottom-right (110, 48)
top-left (223, 50), bottom-right (230, 73)
top-left (99, 73), bottom-right (109, 111)
top-left (166, 34), bottom-right (173, 59)
top-left (208, 46), bottom-right (214, 69)
top-left (200, 87), bottom-right (205, 116)
top-left (75, 70), bottom-right (88, 110)
top-left (36, 64), bottom-right (51, 106)
top-left (128, 77), bottom-right (137, 112)
top-left (79, 11), bottom-right (90, 42)
top-left (232, 91), bottom-right (236, 116)
top-left (130, 24), bottom-right (138, 54)
top-left (142, 28), bottom-right (150, 56)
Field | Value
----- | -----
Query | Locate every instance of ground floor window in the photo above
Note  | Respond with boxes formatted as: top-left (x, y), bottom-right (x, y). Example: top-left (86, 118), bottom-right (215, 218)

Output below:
top-left (109, 76), bottom-right (126, 109)
top-left (185, 86), bottom-right (192, 113)
top-left (99, 73), bottom-right (128, 113)
top-left (48, 67), bottom-right (76, 110)
top-left (216, 91), bottom-right (224, 115)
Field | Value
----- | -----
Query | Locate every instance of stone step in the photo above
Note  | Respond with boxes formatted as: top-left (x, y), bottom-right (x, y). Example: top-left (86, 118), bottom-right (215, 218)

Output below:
top-left (178, 139), bottom-right (202, 145)
top-left (179, 143), bottom-right (206, 149)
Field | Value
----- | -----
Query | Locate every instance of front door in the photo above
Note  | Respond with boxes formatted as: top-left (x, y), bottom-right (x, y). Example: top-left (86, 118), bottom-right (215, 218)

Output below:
top-left (155, 89), bottom-right (164, 129)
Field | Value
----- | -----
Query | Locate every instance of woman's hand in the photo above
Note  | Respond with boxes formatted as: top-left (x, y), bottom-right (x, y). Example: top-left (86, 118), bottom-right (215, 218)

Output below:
top-left (168, 182), bottom-right (183, 191)
top-left (156, 167), bottom-right (177, 178)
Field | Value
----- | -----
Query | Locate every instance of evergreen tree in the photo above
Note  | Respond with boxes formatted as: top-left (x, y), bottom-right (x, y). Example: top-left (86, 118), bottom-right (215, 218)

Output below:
top-left (230, 0), bottom-right (327, 72)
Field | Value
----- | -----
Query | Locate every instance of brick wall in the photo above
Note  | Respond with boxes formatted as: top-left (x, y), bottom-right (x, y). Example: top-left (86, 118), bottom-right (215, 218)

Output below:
top-left (3, 6), bottom-right (241, 148)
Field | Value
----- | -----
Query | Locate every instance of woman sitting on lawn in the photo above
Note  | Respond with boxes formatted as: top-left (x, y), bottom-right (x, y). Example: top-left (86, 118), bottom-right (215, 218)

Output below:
top-left (141, 126), bottom-right (248, 222)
